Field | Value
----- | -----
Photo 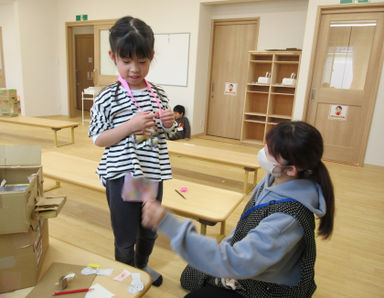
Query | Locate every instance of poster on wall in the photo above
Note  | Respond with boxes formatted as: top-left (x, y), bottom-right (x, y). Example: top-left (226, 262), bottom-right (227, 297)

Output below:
top-left (224, 82), bottom-right (238, 96)
top-left (328, 104), bottom-right (348, 121)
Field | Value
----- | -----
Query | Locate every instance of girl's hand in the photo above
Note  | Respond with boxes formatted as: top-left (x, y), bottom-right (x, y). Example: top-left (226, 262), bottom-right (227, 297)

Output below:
top-left (142, 200), bottom-right (167, 228)
top-left (129, 111), bottom-right (157, 133)
top-left (159, 109), bottom-right (175, 128)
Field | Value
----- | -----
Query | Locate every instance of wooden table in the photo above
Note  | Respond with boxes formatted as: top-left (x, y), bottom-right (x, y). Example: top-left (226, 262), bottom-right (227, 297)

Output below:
top-left (167, 141), bottom-right (260, 193)
top-left (162, 179), bottom-right (243, 238)
top-left (41, 151), bottom-right (244, 239)
top-left (0, 116), bottom-right (79, 147)
top-left (1, 237), bottom-right (151, 298)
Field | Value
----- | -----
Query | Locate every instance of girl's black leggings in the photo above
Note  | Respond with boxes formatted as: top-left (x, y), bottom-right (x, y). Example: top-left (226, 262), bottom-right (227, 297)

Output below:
top-left (105, 176), bottom-right (163, 268)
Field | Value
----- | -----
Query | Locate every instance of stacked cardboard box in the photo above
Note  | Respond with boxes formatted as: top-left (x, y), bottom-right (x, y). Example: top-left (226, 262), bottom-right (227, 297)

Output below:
top-left (0, 89), bottom-right (19, 117)
top-left (0, 146), bottom-right (66, 293)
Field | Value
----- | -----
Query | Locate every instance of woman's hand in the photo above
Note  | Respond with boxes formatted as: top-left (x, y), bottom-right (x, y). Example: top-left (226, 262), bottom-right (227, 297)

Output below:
top-left (158, 109), bottom-right (175, 128)
top-left (142, 200), bottom-right (167, 228)
top-left (129, 111), bottom-right (157, 133)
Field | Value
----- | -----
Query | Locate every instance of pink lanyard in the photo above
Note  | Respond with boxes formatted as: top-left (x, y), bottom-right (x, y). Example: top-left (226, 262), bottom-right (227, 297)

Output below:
top-left (118, 75), bottom-right (162, 111)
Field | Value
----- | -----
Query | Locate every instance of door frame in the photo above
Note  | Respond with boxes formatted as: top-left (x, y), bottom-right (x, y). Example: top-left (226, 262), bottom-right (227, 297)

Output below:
top-left (204, 17), bottom-right (259, 136)
top-left (66, 19), bottom-right (114, 117)
top-left (304, 3), bottom-right (384, 165)
top-left (0, 27), bottom-right (6, 88)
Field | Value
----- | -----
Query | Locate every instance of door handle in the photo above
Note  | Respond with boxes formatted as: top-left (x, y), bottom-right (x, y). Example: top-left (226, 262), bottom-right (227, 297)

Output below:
top-left (211, 82), bottom-right (214, 99)
top-left (311, 88), bottom-right (316, 100)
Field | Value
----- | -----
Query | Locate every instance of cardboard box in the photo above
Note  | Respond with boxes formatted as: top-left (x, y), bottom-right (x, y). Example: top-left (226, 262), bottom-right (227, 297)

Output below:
top-left (0, 218), bottom-right (49, 293)
top-left (0, 89), bottom-right (19, 117)
top-left (0, 146), bottom-right (43, 234)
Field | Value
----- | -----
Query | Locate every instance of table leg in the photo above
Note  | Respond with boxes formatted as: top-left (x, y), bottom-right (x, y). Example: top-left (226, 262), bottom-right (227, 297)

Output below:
top-left (243, 170), bottom-right (249, 194)
top-left (216, 221), bottom-right (226, 242)
top-left (53, 129), bottom-right (58, 147)
top-left (244, 167), bottom-right (258, 194)
top-left (253, 168), bottom-right (258, 186)
top-left (81, 92), bottom-right (84, 125)
top-left (71, 127), bottom-right (75, 144)
top-left (200, 223), bottom-right (207, 235)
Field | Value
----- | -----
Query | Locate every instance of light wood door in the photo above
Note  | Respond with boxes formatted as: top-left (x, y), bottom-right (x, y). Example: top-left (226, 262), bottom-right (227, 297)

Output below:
top-left (94, 23), bottom-right (117, 86)
top-left (75, 34), bottom-right (94, 110)
top-left (207, 19), bottom-right (258, 140)
top-left (306, 11), bottom-right (384, 165)
top-left (0, 27), bottom-right (6, 88)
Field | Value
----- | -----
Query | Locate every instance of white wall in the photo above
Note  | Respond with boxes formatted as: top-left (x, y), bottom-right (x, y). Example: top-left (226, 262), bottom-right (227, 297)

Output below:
top-left (193, 4), bottom-right (213, 133)
top-left (294, 0), bottom-right (384, 166)
top-left (364, 43), bottom-right (384, 166)
top-left (0, 2), bottom-right (24, 112)
top-left (209, 0), bottom-right (308, 50)
top-left (14, 0), bottom-right (60, 116)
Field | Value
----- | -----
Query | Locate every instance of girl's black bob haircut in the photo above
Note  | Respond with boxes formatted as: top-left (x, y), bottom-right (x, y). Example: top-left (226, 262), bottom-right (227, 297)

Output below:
top-left (109, 16), bottom-right (154, 59)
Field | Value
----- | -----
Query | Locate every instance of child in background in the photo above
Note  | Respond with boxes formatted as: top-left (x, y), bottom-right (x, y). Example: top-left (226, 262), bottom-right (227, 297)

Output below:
top-left (142, 121), bottom-right (335, 297)
top-left (168, 105), bottom-right (191, 141)
top-left (88, 16), bottom-right (177, 287)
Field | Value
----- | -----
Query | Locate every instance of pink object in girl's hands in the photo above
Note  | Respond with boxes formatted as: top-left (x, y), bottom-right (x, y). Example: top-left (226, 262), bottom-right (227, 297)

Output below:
top-left (180, 187), bottom-right (187, 192)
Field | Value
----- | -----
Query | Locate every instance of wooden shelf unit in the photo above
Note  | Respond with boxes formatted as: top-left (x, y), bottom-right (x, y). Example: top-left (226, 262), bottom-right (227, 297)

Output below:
top-left (241, 51), bottom-right (301, 144)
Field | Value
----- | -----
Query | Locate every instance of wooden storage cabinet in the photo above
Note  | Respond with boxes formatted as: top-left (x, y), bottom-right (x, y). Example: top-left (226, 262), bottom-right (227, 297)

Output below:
top-left (241, 51), bottom-right (301, 144)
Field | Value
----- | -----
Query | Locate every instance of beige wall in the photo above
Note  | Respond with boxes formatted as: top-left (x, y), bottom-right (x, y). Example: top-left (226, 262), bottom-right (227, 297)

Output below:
top-left (1, 0), bottom-right (383, 165)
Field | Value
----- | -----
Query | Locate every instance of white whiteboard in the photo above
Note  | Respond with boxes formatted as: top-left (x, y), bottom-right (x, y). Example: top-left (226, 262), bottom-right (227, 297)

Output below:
top-left (147, 33), bottom-right (190, 87)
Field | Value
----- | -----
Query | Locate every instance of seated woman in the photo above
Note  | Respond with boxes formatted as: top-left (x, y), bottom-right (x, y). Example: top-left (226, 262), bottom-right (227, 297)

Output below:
top-left (142, 121), bottom-right (335, 298)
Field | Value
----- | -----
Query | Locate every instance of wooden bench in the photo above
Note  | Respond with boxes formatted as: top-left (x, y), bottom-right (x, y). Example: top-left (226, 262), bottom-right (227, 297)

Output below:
top-left (41, 151), bottom-right (244, 240)
top-left (167, 141), bottom-right (260, 194)
top-left (0, 116), bottom-right (79, 147)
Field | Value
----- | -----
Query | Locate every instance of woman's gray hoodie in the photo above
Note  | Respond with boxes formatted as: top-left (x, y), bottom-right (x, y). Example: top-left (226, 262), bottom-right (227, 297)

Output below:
top-left (158, 174), bottom-right (326, 286)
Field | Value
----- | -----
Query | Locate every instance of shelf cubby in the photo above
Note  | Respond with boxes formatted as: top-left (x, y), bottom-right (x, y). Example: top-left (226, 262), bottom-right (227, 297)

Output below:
top-left (244, 114), bottom-right (266, 122)
top-left (267, 117), bottom-right (291, 125)
top-left (269, 93), bottom-right (294, 117)
top-left (247, 84), bottom-right (270, 92)
top-left (271, 85), bottom-right (295, 94)
top-left (242, 122), bottom-right (265, 144)
top-left (272, 63), bottom-right (299, 85)
top-left (250, 53), bottom-right (273, 61)
top-left (244, 92), bottom-right (268, 114)
top-left (275, 53), bottom-right (300, 62)
top-left (248, 62), bottom-right (272, 84)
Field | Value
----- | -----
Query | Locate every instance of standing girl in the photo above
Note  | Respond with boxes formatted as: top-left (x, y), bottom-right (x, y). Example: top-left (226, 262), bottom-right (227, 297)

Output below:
top-left (142, 121), bottom-right (335, 297)
top-left (89, 16), bottom-right (176, 287)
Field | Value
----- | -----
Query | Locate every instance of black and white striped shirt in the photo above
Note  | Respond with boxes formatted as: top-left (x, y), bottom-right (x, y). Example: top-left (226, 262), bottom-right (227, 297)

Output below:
top-left (88, 81), bottom-right (176, 185)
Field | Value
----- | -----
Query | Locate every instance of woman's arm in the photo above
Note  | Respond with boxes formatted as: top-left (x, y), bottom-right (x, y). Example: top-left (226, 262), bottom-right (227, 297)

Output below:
top-left (142, 200), bottom-right (303, 279)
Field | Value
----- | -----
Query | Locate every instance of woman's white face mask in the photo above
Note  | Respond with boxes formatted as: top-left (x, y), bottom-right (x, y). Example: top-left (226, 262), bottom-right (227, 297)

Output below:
top-left (257, 147), bottom-right (286, 177)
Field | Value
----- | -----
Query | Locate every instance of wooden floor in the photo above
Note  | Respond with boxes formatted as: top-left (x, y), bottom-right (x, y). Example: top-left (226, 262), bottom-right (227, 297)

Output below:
top-left (1, 113), bottom-right (384, 298)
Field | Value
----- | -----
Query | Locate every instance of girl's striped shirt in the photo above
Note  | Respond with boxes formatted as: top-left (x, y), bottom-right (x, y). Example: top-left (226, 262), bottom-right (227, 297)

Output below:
top-left (88, 81), bottom-right (176, 185)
